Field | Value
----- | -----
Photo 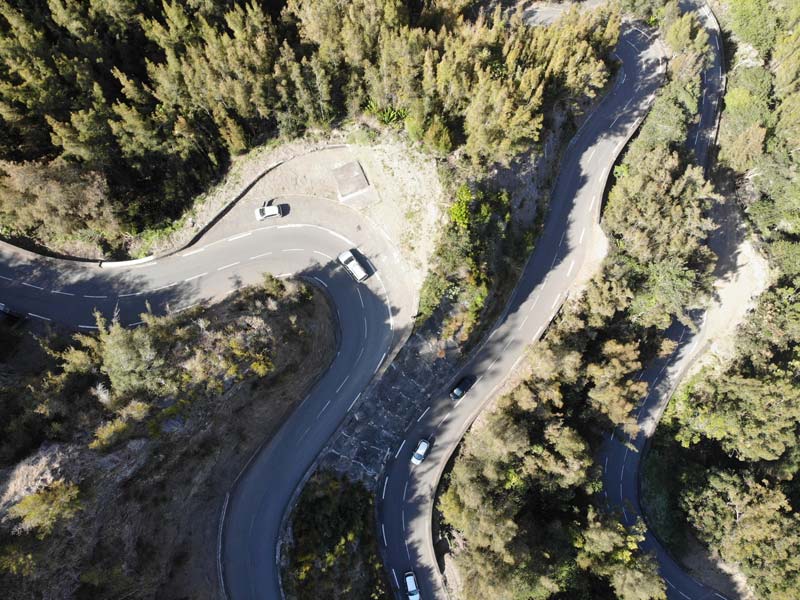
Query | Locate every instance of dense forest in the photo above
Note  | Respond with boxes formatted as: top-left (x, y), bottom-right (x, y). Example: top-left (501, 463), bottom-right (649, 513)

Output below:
top-left (438, 1), bottom-right (714, 598)
top-left (642, 1), bottom-right (800, 598)
top-left (0, 0), bottom-right (617, 256)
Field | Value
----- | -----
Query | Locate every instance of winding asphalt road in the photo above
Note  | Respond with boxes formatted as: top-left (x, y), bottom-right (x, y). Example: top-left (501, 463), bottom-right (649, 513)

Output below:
top-left (600, 2), bottom-right (733, 600)
top-left (380, 2), bottom-right (732, 599)
top-left (378, 21), bottom-right (667, 600)
top-left (0, 3), bottom-right (729, 600)
top-left (0, 188), bottom-right (416, 599)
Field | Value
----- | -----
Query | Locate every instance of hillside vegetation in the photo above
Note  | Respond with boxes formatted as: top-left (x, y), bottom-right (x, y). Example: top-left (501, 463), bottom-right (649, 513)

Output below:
top-left (438, 2), bottom-right (712, 599)
top-left (0, 0), bottom-right (616, 257)
top-left (642, 2), bottom-right (800, 598)
top-left (0, 276), bottom-right (336, 599)
top-left (284, 470), bottom-right (389, 600)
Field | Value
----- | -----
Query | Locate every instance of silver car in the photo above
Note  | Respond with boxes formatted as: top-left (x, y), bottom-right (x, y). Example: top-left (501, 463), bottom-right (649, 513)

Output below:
top-left (337, 249), bottom-right (369, 282)
top-left (411, 439), bottom-right (430, 466)
top-left (404, 571), bottom-right (420, 600)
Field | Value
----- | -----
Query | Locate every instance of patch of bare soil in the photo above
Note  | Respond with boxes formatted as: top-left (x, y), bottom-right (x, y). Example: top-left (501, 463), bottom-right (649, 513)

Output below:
top-left (0, 283), bottom-right (336, 600)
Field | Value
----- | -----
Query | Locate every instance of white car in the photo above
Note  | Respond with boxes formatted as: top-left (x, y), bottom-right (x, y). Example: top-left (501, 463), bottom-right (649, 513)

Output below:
top-left (411, 439), bottom-right (430, 465)
top-left (254, 202), bottom-right (284, 220)
top-left (404, 571), bottom-right (421, 600)
top-left (337, 249), bottom-right (369, 282)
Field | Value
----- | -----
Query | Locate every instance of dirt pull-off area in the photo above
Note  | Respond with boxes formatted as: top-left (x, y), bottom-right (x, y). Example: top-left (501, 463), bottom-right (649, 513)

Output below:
top-left (132, 128), bottom-right (445, 292)
top-left (0, 281), bottom-right (336, 600)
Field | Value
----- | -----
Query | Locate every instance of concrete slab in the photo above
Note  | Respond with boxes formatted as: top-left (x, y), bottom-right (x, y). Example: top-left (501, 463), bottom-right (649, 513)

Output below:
top-left (332, 161), bottom-right (370, 201)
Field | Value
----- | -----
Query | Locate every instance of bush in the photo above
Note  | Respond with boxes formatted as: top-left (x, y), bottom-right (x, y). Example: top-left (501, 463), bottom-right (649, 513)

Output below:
top-left (89, 417), bottom-right (130, 450)
top-left (0, 545), bottom-right (35, 577)
top-left (8, 481), bottom-right (82, 539)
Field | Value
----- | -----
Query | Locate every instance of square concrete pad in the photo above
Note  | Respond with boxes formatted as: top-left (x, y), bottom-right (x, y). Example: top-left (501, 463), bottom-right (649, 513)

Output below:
top-left (332, 161), bottom-right (370, 200)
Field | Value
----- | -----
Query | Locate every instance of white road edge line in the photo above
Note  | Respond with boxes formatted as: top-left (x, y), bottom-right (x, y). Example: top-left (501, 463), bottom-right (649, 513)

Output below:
top-left (382, 477), bottom-right (389, 500)
top-left (182, 248), bottom-right (205, 257)
top-left (382, 524), bottom-right (387, 546)
top-left (347, 392), bottom-right (362, 412)
top-left (27, 312), bottom-right (51, 321)
top-left (22, 282), bottom-right (43, 290)
top-left (227, 232), bottom-right (251, 242)
top-left (78, 325), bottom-right (99, 330)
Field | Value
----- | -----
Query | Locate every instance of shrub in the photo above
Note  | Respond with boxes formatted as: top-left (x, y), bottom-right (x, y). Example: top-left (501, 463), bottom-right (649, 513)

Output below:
top-left (89, 417), bottom-right (130, 450)
top-left (8, 481), bottom-right (82, 539)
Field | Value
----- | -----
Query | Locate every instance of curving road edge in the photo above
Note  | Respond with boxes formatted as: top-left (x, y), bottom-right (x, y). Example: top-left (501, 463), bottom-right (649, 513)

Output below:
top-left (600, 2), bottom-right (733, 600)
top-left (379, 2), bottom-right (732, 599)
top-left (378, 19), bottom-right (670, 600)
top-left (0, 180), bottom-right (418, 599)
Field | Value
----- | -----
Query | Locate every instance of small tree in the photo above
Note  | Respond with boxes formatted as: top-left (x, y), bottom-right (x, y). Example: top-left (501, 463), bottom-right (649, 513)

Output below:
top-left (449, 184), bottom-right (473, 230)
top-left (8, 480), bottom-right (82, 539)
top-left (0, 545), bottom-right (35, 577)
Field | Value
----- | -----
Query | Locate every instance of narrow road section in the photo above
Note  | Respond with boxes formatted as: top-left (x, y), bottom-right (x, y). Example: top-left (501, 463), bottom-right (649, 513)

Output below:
top-left (378, 23), bottom-right (666, 600)
top-left (600, 2), bottom-right (731, 599)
